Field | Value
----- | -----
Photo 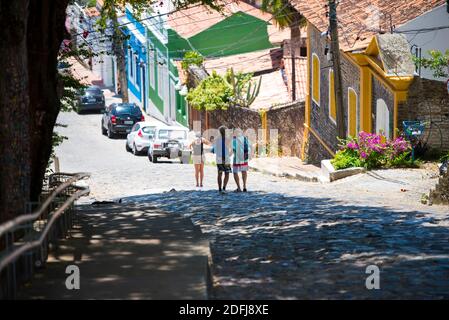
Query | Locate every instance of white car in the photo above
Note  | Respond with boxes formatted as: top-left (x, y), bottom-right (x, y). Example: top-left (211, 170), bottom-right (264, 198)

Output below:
top-left (147, 125), bottom-right (191, 163)
top-left (126, 122), bottom-right (156, 155)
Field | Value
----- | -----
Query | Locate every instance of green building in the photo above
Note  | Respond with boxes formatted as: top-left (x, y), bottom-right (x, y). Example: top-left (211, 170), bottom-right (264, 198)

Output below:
top-left (125, 1), bottom-right (275, 127)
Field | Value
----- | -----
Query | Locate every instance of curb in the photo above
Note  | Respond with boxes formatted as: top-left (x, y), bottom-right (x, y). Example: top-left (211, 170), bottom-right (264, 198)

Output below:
top-left (249, 166), bottom-right (319, 182)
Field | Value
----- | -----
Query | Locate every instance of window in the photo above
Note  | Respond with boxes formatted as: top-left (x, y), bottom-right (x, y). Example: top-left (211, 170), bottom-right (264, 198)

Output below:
top-left (312, 53), bottom-right (320, 105)
top-left (170, 79), bottom-right (176, 115)
top-left (157, 53), bottom-right (165, 98)
top-left (128, 48), bottom-right (133, 80)
top-left (376, 99), bottom-right (390, 138)
top-left (328, 69), bottom-right (336, 123)
top-left (149, 47), bottom-right (155, 89)
top-left (158, 129), bottom-right (187, 140)
top-left (347, 88), bottom-right (358, 137)
top-left (135, 56), bottom-right (139, 88)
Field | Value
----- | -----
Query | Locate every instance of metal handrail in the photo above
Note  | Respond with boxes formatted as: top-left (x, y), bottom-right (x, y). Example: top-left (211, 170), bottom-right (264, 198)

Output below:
top-left (0, 172), bottom-right (90, 275)
top-left (0, 172), bottom-right (89, 238)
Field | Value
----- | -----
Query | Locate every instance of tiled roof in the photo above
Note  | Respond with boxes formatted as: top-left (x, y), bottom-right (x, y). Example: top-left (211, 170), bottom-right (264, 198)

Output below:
top-left (203, 48), bottom-right (282, 74)
top-left (291, 0), bottom-right (446, 51)
top-left (167, 1), bottom-right (272, 38)
top-left (203, 48), bottom-right (291, 109)
top-left (283, 56), bottom-right (307, 103)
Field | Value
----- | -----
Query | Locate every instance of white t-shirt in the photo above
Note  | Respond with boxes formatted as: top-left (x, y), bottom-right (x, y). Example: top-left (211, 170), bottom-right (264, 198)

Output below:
top-left (213, 136), bottom-right (232, 165)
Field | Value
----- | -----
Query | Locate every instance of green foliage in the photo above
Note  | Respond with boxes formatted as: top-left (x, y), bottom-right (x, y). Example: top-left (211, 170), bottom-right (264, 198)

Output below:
top-left (441, 151), bottom-right (449, 162)
top-left (414, 49), bottom-right (449, 79)
top-left (260, 0), bottom-right (304, 29)
top-left (186, 68), bottom-right (262, 111)
top-left (186, 71), bottom-right (232, 111)
top-left (181, 51), bottom-right (204, 70)
top-left (87, 0), bottom-right (97, 8)
top-left (331, 132), bottom-right (416, 170)
top-left (331, 149), bottom-right (363, 170)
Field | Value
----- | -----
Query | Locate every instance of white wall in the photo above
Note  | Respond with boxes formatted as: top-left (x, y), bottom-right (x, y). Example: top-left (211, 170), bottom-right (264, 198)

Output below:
top-left (396, 4), bottom-right (449, 82)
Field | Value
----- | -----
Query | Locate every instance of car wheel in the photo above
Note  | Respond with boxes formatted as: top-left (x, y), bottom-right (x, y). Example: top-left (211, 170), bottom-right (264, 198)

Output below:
top-left (132, 143), bottom-right (139, 156)
top-left (152, 155), bottom-right (158, 163)
top-left (101, 121), bottom-right (107, 135)
top-left (126, 141), bottom-right (131, 152)
top-left (107, 125), bottom-right (115, 139)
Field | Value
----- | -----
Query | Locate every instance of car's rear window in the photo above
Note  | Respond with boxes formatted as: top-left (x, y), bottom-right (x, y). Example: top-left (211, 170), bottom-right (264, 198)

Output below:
top-left (142, 127), bottom-right (155, 134)
top-left (115, 105), bottom-right (141, 115)
top-left (158, 129), bottom-right (187, 140)
top-left (86, 88), bottom-right (102, 95)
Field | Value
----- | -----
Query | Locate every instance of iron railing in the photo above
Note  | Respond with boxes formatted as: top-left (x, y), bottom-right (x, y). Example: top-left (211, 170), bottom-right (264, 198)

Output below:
top-left (0, 172), bottom-right (90, 299)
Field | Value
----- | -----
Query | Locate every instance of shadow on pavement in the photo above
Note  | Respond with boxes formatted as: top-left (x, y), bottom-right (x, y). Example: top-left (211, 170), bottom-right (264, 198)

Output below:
top-left (121, 190), bottom-right (449, 299)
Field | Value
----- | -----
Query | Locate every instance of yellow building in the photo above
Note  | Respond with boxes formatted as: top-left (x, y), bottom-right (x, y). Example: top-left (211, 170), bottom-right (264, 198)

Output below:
top-left (292, 0), bottom-right (446, 163)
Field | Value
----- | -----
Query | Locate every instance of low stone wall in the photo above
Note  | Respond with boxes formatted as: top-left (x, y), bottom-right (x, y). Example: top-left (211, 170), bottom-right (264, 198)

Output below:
top-left (399, 78), bottom-right (449, 152)
top-left (186, 65), bottom-right (305, 157)
top-left (205, 105), bottom-right (262, 132)
top-left (189, 102), bottom-right (305, 158)
top-left (266, 102), bottom-right (305, 157)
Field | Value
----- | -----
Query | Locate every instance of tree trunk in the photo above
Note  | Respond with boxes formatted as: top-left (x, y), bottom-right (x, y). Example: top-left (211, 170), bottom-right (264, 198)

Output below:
top-left (27, 0), bottom-right (70, 202)
top-left (0, 0), bottom-right (31, 223)
top-left (112, 13), bottom-right (129, 102)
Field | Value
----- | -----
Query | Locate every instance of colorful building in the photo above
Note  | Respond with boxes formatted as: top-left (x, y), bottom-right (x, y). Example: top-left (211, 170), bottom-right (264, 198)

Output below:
top-left (121, 1), bottom-right (278, 127)
top-left (292, 0), bottom-right (448, 163)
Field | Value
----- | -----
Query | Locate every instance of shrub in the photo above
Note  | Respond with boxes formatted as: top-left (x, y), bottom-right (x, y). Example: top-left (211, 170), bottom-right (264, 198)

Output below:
top-left (331, 132), bottom-right (413, 170)
top-left (186, 71), bottom-right (232, 111)
top-left (332, 148), bottom-right (363, 170)
top-left (181, 51), bottom-right (204, 71)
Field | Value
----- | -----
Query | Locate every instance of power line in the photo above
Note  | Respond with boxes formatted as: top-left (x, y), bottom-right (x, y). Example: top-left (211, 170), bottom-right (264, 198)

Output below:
top-left (72, 3), bottom-right (293, 45)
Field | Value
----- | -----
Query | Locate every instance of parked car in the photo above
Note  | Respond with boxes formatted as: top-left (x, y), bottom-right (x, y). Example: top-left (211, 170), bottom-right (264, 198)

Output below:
top-left (77, 85), bottom-right (105, 113)
top-left (101, 103), bottom-right (145, 138)
top-left (147, 125), bottom-right (191, 163)
top-left (126, 122), bottom-right (156, 155)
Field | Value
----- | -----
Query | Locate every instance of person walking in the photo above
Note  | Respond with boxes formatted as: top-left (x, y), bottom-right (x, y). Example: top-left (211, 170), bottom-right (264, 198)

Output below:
top-left (213, 126), bottom-right (232, 193)
top-left (232, 129), bottom-right (250, 192)
top-left (189, 132), bottom-right (210, 187)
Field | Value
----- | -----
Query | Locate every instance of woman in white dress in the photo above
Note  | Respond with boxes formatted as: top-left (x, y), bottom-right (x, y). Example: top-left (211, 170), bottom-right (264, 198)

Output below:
top-left (189, 133), bottom-right (210, 187)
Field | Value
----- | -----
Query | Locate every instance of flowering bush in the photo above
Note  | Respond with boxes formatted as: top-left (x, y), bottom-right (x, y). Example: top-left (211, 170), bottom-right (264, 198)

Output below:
top-left (331, 132), bottom-right (413, 170)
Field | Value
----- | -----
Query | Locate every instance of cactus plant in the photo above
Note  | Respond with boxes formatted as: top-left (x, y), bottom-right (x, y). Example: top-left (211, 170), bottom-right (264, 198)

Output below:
top-left (225, 68), bottom-right (262, 108)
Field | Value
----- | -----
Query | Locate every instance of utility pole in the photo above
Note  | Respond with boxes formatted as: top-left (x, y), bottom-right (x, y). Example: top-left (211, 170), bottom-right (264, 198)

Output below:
top-left (328, 0), bottom-right (346, 139)
top-left (291, 41), bottom-right (296, 101)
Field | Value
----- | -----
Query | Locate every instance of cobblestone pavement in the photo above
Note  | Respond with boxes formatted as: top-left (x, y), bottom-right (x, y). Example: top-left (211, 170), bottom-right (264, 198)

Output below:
top-left (56, 110), bottom-right (449, 299)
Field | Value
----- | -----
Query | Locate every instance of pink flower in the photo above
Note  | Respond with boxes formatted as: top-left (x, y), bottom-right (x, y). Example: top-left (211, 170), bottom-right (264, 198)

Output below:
top-left (360, 151), bottom-right (368, 159)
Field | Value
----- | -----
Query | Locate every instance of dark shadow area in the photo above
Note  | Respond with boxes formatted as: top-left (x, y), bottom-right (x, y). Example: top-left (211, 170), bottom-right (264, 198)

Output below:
top-left (121, 190), bottom-right (449, 299)
top-left (76, 109), bottom-right (104, 115)
top-left (17, 202), bottom-right (209, 300)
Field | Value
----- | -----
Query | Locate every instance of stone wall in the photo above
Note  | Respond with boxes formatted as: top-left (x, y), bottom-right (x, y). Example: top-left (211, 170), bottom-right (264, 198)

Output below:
top-left (398, 78), bottom-right (449, 151)
top-left (306, 24), bottom-right (361, 164)
top-left (186, 65), bottom-right (306, 158)
top-left (205, 105), bottom-right (262, 133)
top-left (267, 102), bottom-right (305, 157)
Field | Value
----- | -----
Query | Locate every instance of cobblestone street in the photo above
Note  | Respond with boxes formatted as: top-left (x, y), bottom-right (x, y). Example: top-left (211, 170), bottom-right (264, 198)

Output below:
top-left (56, 110), bottom-right (449, 299)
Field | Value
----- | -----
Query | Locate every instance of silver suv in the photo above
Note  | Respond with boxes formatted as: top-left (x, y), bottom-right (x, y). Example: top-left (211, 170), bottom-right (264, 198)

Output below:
top-left (147, 125), bottom-right (191, 163)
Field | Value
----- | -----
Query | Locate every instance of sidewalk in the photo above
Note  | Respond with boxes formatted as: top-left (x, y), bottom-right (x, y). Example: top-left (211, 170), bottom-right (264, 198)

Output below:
top-left (18, 202), bottom-right (211, 299)
top-left (249, 157), bottom-right (321, 182)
